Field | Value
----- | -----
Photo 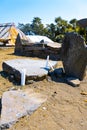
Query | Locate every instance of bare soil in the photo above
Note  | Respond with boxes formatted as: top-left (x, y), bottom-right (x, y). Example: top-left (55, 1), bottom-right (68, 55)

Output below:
top-left (0, 47), bottom-right (87, 130)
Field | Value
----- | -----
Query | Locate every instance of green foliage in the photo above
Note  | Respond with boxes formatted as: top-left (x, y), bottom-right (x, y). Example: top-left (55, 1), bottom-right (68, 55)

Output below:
top-left (46, 23), bottom-right (56, 41)
top-left (55, 34), bottom-right (64, 43)
top-left (18, 17), bottom-right (86, 43)
top-left (30, 17), bottom-right (45, 35)
top-left (18, 23), bottom-right (32, 35)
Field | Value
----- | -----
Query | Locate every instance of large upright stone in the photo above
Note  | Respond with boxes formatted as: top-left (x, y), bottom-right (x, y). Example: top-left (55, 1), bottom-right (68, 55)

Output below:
top-left (78, 18), bottom-right (87, 28)
top-left (61, 32), bottom-right (87, 80)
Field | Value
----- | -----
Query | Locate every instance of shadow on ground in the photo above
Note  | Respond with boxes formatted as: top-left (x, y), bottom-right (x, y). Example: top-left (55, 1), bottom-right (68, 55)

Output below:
top-left (48, 68), bottom-right (80, 87)
top-left (48, 68), bottom-right (66, 83)
top-left (0, 71), bottom-right (20, 86)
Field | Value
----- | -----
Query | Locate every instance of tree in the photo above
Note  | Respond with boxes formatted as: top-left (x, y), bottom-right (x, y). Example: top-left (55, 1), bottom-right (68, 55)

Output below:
top-left (18, 23), bottom-right (32, 35)
top-left (54, 17), bottom-right (68, 42)
top-left (69, 18), bottom-right (79, 32)
top-left (17, 17), bottom-right (86, 43)
top-left (31, 17), bottom-right (45, 35)
top-left (46, 23), bottom-right (56, 41)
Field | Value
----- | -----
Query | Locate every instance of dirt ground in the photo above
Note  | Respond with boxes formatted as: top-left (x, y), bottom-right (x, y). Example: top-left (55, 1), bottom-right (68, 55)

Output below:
top-left (0, 47), bottom-right (87, 130)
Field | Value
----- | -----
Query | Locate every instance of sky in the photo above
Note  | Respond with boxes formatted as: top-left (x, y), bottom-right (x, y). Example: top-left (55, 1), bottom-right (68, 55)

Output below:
top-left (0, 0), bottom-right (87, 26)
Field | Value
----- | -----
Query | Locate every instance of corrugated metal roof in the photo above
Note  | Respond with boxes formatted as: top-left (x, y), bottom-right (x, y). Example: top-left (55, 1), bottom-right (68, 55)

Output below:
top-left (0, 27), bottom-right (5, 33)
top-left (1, 31), bottom-right (10, 39)
top-left (0, 23), bottom-right (28, 45)
top-left (17, 28), bottom-right (28, 40)
top-left (0, 26), bottom-right (10, 38)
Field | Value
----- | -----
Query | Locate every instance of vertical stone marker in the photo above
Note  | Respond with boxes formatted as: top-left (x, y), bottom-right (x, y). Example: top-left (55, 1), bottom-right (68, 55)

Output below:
top-left (61, 32), bottom-right (87, 80)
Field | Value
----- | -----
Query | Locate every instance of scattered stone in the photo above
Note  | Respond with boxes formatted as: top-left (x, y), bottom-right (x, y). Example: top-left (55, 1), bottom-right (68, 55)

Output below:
top-left (66, 77), bottom-right (80, 87)
top-left (61, 32), bottom-right (87, 80)
top-left (0, 89), bottom-right (47, 129)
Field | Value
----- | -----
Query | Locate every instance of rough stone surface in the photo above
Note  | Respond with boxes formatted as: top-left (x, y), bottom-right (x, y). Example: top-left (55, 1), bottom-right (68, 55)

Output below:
top-left (78, 18), bottom-right (87, 28)
top-left (54, 68), bottom-right (64, 78)
top-left (61, 32), bottom-right (87, 80)
top-left (0, 89), bottom-right (47, 129)
top-left (2, 59), bottom-right (57, 83)
top-left (15, 34), bottom-right (61, 60)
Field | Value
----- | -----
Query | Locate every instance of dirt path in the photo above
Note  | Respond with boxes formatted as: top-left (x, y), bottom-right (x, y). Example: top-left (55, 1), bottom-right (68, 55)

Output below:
top-left (0, 48), bottom-right (87, 130)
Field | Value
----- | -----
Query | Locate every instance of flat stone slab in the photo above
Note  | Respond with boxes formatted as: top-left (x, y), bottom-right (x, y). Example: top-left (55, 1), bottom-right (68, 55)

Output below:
top-left (2, 59), bottom-right (57, 83)
top-left (0, 89), bottom-right (47, 129)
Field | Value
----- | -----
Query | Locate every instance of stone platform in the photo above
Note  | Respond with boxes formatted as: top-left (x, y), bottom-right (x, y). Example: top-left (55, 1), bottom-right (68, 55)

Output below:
top-left (2, 59), bottom-right (57, 83)
top-left (14, 34), bottom-right (61, 61)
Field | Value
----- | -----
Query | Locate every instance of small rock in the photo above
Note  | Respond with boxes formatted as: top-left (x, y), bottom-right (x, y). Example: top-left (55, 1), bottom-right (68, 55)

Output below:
top-left (42, 107), bottom-right (47, 110)
top-left (66, 77), bottom-right (80, 87)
